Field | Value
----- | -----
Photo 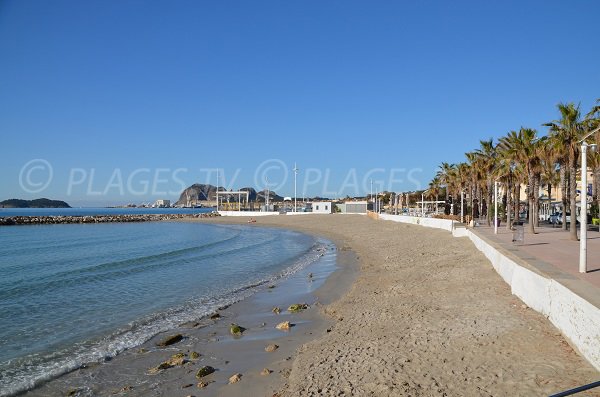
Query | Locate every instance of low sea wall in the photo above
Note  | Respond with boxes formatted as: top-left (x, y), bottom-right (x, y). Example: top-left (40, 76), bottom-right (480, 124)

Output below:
top-left (378, 213), bottom-right (454, 232)
top-left (217, 211), bottom-right (279, 217)
top-left (379, 214), bottom-right (600, 371)
top-left (0, 212), bottom-right (219, 226)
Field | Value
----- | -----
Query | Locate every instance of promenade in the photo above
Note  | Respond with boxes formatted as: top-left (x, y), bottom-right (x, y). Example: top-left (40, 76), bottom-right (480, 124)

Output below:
top-left (473, 223), bottom-right (600, 308)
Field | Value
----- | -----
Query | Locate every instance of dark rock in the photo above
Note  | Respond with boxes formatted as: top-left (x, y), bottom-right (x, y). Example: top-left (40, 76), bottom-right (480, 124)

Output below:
top-left (156, 334), bottom-right (183, 347)
top-left (230, 323), bottom-right (246, 336)
top-left (196, 366), bottom-right (216, 378)
top-left (287, 303), bottom-right (309, 313)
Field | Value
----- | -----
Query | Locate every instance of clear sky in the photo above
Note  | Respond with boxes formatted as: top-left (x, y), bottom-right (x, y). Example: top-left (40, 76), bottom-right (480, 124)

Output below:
top-left (1, 0), bottom-right (599, 205)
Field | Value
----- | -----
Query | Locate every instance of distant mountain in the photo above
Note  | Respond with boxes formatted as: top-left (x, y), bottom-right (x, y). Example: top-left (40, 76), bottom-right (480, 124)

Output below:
top-left (176, 184), bottom-right (284, 205)
top-left (256, 189), bottom-right (283, 202)
top-left (175, 184), bottom-right (223, 206)
top-left (0, 198), bottom-right (71, 208)
top-left (240, 187), bottom-right (257, 201)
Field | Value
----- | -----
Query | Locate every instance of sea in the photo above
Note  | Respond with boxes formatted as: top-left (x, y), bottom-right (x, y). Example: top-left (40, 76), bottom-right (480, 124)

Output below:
top-left (0, 209), bottom-right (330, 396)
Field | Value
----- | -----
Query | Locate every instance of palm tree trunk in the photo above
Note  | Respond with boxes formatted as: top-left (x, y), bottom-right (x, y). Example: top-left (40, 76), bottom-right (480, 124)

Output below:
top-left (528, 170), bottom-right (536, 234)
top-left (593, 166), bottom-right (599, 218)
top-left (569, 150), bottom-right (578, 241)
top-left (506, 180), bottom-right (512, 230)
top-left (486, 180), bottom-right (492, 226)
top-left (534, 174), bottom-right (541, 227)
top-left (514, 183), bottom-right (521, 226)
top-left (560, 165), bottom-right (568, 231)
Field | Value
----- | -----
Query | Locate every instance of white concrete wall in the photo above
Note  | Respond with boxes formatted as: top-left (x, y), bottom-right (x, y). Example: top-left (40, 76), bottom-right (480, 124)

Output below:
top-left (379, 214), bottom-right (454, 232)
top-left (379, 214), bottom-right (600, 371)
top-left (217, 211), bottom-right (279, 217)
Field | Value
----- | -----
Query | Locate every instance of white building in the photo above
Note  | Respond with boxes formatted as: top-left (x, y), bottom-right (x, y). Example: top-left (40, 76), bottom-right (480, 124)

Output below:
top-left (154, 199), bottom-right (171, 208)
top-left (312, 201), bottom-right (334, 214)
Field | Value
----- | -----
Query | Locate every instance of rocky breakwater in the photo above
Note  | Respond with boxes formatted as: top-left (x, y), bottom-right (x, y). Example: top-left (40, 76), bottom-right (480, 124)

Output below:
top-left (0, 212), bottom-right (220, 226)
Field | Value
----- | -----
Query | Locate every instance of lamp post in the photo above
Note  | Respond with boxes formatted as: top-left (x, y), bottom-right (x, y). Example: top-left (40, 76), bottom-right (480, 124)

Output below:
top-left (494, 181), bottom-right (499, 234)
top-left (579, 126), bottom-right (600, 273)
top-left (421, 192), bottom-right (425, 217)
top-left (293, 163), bottom-right (299, 213)
top-left (265, 176), bottom-right (270, 211)
top-left (216, 168), bottom-right (219, 212)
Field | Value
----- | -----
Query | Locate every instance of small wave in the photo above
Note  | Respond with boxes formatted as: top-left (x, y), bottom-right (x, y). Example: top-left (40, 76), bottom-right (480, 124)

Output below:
top-left (0, 239), bottom-right (334, 397)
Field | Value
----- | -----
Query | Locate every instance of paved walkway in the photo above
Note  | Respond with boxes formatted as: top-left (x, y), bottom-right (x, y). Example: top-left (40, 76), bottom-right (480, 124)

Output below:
top-left (471, 222), bottom-right (600, 306)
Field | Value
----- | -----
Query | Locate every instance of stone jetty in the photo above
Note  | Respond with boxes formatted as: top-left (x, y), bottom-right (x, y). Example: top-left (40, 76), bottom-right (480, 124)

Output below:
top-left (0, 212), bottom-right (219, 226)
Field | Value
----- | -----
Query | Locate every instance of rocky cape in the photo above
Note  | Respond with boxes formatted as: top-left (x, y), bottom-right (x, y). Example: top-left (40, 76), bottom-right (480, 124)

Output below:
top-left (0, 198), bottom-right (71, 208)
top-left (176, 184), bottom-right (283, 206)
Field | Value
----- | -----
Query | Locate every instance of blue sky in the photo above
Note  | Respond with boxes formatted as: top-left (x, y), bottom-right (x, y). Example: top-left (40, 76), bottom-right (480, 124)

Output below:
top-left (1, 0), bottom-right (599, 205)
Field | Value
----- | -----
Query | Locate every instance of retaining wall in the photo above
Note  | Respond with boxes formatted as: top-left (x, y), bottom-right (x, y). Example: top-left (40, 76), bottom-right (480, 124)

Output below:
top-left (379, 214), bottom-right (600, 371)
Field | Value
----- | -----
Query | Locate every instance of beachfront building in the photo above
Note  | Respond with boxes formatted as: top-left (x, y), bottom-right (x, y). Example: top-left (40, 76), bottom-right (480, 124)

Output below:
top-left (312, 201), bottom-right (334, 214)
top-left (336, 201), bottom-right (368, 214)
top-left (154, 199), bottom-right (171, 208)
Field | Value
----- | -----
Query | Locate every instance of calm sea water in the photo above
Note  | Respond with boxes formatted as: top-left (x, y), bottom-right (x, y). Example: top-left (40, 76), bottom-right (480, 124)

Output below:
top-left (0, 221), bottom-right (323, 396)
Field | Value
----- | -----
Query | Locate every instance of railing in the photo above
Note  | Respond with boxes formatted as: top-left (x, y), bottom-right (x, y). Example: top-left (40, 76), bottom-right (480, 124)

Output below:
top-left (549, 380), bottom-right (600, 397)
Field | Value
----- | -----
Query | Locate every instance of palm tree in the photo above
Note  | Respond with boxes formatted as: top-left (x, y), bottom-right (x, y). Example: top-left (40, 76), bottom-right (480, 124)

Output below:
top-left (545, 103), bottom-right (586, 241)
top-left (428, 176), bottom-right (442, 213)
top-left (539, 139), bottom-right (560, 219)
top-left (473, 138), bottom-right (497, 226)
top-left (501, 127), bottom-right (540, 233)
top-left (437, 162), bottom-right (455, 214)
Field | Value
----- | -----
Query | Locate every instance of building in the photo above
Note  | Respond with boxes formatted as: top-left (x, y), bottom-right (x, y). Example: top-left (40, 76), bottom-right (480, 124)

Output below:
top-left (336, 201), bottom-right (368, 214)
top-left (311, 201), bottom-right (334, 214)
top-left (154, 199), bottom-right (171, 208)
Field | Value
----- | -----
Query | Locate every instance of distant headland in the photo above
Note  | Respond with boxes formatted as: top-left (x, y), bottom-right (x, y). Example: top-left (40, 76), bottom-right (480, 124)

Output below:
top-left (0, 198), bottom-right (71, 208)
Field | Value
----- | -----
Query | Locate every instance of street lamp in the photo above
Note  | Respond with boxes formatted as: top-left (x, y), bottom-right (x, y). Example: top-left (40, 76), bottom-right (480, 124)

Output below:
top-left (293, 163), bottom-right (299, 213)
top-left (579, 126), bottom-right (600, 273)
top-left (421, 191), bottom-right (425, 217)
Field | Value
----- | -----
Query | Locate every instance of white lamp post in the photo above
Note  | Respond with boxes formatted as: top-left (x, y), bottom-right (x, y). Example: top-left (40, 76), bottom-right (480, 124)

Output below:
top-left (421, 192), bottom-right (425, 217)
top-left (293, 163), bottom-right (299, 213)
top-left (216, 168), bottom-right (219, 211)
top-left (579, 126), bottom-right (600, 273)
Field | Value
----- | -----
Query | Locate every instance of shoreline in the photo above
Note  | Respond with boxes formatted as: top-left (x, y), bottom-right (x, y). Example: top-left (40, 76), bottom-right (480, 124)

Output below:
top-left (20, 220), bottom-right (358, 397)
top-left (14, 214), bottom-right (599, 396)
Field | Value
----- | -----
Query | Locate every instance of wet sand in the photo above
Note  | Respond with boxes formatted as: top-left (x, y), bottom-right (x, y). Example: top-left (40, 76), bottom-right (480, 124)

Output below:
top-left (202, 215), bottom-right (599, 396)
top-left (23, 214), bottom-right (599, 396)
top-left (22, 221), bottom-right (357, 397)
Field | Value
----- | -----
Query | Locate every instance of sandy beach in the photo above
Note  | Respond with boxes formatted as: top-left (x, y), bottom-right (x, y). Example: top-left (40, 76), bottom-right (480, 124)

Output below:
top-left (21, 214), bottom-right (599, 397)
top-left (200, 214), bottom-right (599, 396)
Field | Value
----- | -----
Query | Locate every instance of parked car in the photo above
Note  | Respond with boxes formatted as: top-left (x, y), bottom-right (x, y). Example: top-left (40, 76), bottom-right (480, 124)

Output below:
top-left (549, 212), bottom-right (561, 224)
top-left (550, 212), bottom-right (579, 225)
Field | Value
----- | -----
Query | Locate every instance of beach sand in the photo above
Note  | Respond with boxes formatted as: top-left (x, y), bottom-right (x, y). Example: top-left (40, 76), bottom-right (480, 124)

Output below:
top-left (23, 214), bottom-right (599, 397)
top-left (200, 214), bottom-right (599, 396)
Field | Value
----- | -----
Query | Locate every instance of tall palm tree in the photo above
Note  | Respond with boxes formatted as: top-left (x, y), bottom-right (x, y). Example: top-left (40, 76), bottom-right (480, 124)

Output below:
top-left (428, 176), bottom-right (442, 213)
top-left (539, 139), bottom-right (560, 218)
top-left (437, 162), bottom-right (454, 201)
top-left (545, 103), bottom-right (586, 241)
top-left (474, 138), bottom-right (497, 226)
top-left (520, 128), bottom-right (544, 233)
